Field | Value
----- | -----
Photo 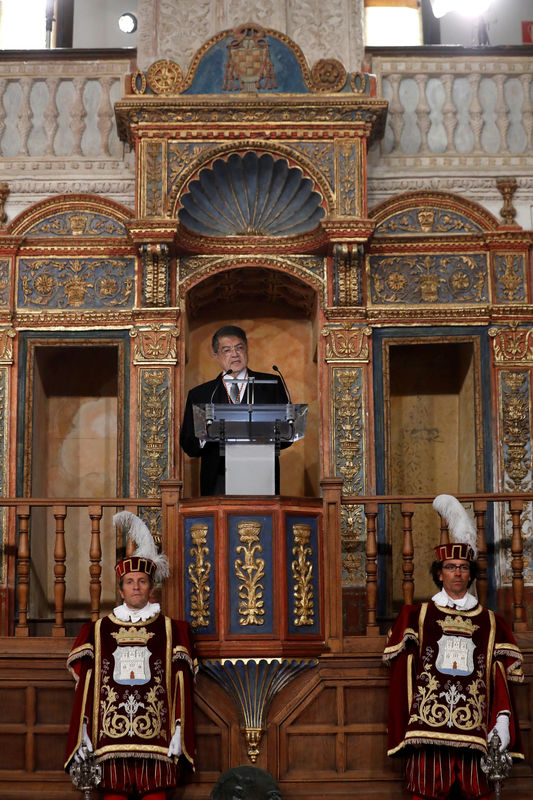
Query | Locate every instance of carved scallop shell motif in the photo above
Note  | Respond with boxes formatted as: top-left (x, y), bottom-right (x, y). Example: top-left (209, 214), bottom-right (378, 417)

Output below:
top-left (178, 152), bottom-right (325, 237)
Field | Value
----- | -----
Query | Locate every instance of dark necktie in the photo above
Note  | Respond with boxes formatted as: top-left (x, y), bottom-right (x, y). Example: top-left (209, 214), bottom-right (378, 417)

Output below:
top-left (230, 382), bottom-right (240, 403)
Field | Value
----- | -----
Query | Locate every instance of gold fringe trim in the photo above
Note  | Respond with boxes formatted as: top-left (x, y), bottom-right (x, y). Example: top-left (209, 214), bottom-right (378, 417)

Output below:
top-left (383, 629), bottom-right (418, 662)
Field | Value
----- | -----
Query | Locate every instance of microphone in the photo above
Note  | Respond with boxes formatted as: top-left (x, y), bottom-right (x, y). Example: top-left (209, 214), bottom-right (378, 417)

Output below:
top-left (272, 364), bottom-right (291, 404)
top-left (210, 369), bottom-right (233, 403)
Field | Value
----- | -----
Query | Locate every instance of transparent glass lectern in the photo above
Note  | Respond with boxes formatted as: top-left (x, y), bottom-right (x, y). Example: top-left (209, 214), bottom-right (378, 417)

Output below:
top-left (193, 382), bottom-right (307, 495)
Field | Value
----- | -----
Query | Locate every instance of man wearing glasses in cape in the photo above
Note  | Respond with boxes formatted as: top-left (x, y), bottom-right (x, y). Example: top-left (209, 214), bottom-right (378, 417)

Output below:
top-left (384, 494), bottom-right (524, 800)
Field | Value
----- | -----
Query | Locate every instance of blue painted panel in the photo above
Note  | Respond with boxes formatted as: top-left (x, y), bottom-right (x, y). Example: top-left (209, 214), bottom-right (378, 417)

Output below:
top-left (17, 257), bottom-right (135, 309)
top-left (185, 35), bottom-right (308, 94)
top-left (228, 514), bottom-right (273, 634)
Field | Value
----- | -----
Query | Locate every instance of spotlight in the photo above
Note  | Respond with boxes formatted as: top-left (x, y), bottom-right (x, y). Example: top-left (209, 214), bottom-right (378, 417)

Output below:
top-left (430, 0), bottom-right (492, 18)
top-left (118, 13), bottom-right (137, 34)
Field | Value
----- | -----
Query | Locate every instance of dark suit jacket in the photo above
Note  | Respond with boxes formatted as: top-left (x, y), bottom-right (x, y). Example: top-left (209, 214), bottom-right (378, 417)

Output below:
top-left (180, 368), bottom-right (289, 495)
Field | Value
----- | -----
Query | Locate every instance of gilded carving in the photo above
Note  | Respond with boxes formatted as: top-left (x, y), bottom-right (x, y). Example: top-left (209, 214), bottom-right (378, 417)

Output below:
top-left (337, 142), bottom-right (357, 217)
top-left (374, 208), bottom-right (480, 235)
top-left (188, 523), bottom-right (211, 629)
top-left (0, 183), bottom-right (8, 228)
top-left (500, 371), bottom-right (530, 491)
top-left (142, 243), bottom-right (169, 307)
top-left (341, 504), bottom-right (366, 587)
top-left (332, 368), bottom-right (365, 495)
top-left (0, 328), bottom-right (15, 365)
top-left (144, 141), bottom-right (164, 217)
top-left (235, 520), bottom-right (265, 626)
top-left (131, 325), bottom-right (179, 365)
top-left (333, 244), bottom-right (362, 306)
top-left (139, 369), bottom-right (170, 499)
top-left (291, 141), bottom-right (335, 192)
top-left (24, 211), bottom-right (127, 238)
top-left (322, 324), bottom-right (371, 363)
top-left (178, 255), bottom-right (325, 307)
top-left (493, 253), bottom-right (525, 302)
top-left (0, 260), bottom-right (9, 307)
top-left (167, 142), bottom-right (212, 195)
top-left (146, 60), bottom-right (182, 94)
top-left (18, 257), bottom-right (134, 309)
top-left (489, 322), bottom-right (533, 365)
top-left (496, 177), bottom-right (517, 225)
top-left (369, 254), bottom-right (487, 305)
top-left (291, 524), bottom-right (314, 626)
top-left (311, 59), bottom-right (347, 92)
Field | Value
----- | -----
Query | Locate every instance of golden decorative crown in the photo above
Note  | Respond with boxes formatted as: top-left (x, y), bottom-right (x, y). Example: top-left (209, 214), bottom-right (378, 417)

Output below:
top-left (111, 626), bottom-right (155, 646)
top-left (437, 615), bottom-right (479, 637)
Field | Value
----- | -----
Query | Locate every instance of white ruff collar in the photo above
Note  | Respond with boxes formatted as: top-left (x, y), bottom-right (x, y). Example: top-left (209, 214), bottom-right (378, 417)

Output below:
top-left (432, 589), bottom-right (478, 610)
top-left (113, 601), bottom-right (160, 622)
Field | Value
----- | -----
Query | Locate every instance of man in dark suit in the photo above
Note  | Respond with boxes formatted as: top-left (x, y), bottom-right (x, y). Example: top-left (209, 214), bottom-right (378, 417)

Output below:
top-left (180, 325), bottom-right (289, 495)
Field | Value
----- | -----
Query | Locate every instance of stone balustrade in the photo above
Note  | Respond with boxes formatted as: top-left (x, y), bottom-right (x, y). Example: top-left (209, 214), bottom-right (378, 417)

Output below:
top-left (0, 57), bottom-right (131, 162)
top-left (368, 52), bottom-right (533, 169)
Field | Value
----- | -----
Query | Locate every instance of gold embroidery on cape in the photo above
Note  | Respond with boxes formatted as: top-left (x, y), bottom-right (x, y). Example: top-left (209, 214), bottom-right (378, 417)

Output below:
top-left (409, 657), bottom-right (485, 731)
top-left (100, 674), bottom-right (167, 740)
top-left (437, 615), bottom-right (479, 637)
top-left (111, 626), bottom-right (155, 645)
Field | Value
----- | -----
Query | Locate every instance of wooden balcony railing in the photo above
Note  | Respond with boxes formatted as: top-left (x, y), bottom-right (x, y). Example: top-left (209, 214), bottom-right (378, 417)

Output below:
top-left (4, 488), bottom-right (532, 640)
top-left (343, 492), bottom-right (533, 635)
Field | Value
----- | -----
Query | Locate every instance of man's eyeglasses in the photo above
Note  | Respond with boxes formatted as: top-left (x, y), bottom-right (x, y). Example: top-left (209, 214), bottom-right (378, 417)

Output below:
top-left (220, 345), bottom-right (246, 356)
top-left (442, 564), bottom-right (470, 573)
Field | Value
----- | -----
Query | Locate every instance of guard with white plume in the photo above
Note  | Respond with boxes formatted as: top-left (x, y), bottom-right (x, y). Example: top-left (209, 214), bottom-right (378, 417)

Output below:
top-left (113, 509), bottom-right (170, 582)
top-left (432, 493), bottom-right (478, 562)
top-left (65, 510), bottom-right (196, 799)
top-left (383, 492), bottom-right (524, 799)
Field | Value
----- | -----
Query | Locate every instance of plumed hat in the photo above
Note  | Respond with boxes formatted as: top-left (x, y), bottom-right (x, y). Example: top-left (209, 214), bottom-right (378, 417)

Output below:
top-left (432, 494), bottom-right (477, 562)
top-left (114, 511), bottom-right (170, 582)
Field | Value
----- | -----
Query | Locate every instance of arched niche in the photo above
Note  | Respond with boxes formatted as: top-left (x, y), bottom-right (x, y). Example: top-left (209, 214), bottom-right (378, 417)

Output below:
top-left (179, 263), bottom-right (322, 499)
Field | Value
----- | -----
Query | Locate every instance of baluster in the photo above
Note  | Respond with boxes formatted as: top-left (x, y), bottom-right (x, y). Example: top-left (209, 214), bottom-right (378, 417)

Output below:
top-left (509, 499), bottom-right (526, 631)
top-left (387, 74), bottom-right (403, 153)
top-left (364, 501), bottom-right (379, 635)
top-left (441, 74), bottom-right (457, 154)
top-left (468, 73), bottom-right (483, 152)
top-left (414, 74), bottom-right (430, 154)
top-left (88, 505), bottom-right (103, 621)
top-left (15, 505), bottom-right (31, 637)
top-left (401, 502), bottom-right (414, 605)
top-left (494, 74), bottom-right (509, 153)
top-left (519, 74), bottom-right (533, 153)
top-left (97, 77), bottom-right (113, 157)
top-left (17, 77), bottom-right (32, 157)
top-left (70, 77), bottom-right (87, 157)
top-left (52, 505), bottom-right (67, 636)
top-left (43, 77), bottom-right (59, 156)
top-left (473, 500), bottom-right (487, 606)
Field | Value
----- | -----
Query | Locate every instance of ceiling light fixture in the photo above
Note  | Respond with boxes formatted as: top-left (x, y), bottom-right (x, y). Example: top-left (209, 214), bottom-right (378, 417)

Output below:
top-left (118, 12), bottom-right (137, 34)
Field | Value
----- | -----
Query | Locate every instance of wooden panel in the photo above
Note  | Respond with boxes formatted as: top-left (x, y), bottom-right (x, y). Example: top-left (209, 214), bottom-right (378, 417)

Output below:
top-left (0, 636), bottom-right (531, 800)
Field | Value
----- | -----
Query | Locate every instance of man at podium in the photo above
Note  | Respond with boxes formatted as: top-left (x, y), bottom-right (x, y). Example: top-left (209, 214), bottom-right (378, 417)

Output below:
top-left (180, 325), bottom-right (289, 495)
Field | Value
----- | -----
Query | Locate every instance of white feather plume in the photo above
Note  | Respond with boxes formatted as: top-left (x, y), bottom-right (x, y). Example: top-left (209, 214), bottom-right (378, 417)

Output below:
top-left (432, 494), bottom-right (477, 557)
top-left (113, 510), bottom-right (170, 580)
